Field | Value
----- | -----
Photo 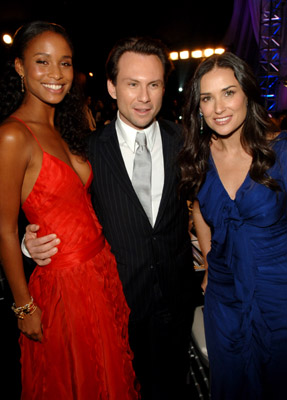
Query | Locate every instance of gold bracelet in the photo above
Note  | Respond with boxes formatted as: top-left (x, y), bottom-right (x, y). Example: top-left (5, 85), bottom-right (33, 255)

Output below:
top-left (11, 297), bottom-right (37, 320)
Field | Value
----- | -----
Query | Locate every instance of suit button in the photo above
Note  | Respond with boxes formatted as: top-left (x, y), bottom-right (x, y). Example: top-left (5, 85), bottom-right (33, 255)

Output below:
top-left (150, 265), bottom-right (154, 269)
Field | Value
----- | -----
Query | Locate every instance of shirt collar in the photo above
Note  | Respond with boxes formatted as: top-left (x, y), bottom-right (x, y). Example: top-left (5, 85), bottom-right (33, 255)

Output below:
top-left (116, 111), bottom-right (157, 153)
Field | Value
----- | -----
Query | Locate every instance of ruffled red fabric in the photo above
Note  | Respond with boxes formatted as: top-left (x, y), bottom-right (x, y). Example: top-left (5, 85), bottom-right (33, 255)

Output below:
top-left (20, 149), bottom-right (140, 399)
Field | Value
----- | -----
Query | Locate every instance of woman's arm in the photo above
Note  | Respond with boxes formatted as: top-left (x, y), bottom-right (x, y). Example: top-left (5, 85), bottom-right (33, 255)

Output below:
top-left (192, 200), bottom-right (211, 292)
top-left (0, 123), bottom-right (42, 341)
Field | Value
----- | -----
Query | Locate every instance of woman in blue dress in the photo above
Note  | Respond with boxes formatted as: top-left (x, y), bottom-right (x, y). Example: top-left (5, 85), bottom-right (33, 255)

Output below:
top-left (178, 52), bottom-right (287, 399)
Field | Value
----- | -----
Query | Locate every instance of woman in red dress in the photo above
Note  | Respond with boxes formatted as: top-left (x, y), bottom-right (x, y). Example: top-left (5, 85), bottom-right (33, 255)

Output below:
top-left (0, 21), bottom-right (139, 399)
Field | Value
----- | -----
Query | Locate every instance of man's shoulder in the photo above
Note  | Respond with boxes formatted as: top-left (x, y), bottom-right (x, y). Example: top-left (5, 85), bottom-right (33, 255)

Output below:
top-left (158, 119), bottom-right (182, 136)
top-left (158, 119), bottom-right (183, 149)
top-left (88, 120), bottom-right (116, 146)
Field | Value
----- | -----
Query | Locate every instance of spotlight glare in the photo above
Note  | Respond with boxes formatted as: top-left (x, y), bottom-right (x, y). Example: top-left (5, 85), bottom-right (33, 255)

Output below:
top-left (2, 34), bottom-right (12, 45)
top-left (204, 48), bottom-right (214, 57)
top-left (179, 50), bottom-right (189, 60)
top-left (191, 50), bottom-right (203, 58)
top-left (170, 52), bottom-right (179, 60)
top-left (170, 47), bottom-right (226, 61)
top-left (215, 48), bottom-right (225, 55)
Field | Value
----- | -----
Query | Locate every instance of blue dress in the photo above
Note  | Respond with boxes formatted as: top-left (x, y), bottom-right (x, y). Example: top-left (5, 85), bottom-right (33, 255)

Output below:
top-left (197, 131), bottom-right (287, 400)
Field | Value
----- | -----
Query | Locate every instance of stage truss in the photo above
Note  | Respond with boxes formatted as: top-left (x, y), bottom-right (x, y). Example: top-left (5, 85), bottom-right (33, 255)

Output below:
top-left (258, 0), bottom-right (286, 111)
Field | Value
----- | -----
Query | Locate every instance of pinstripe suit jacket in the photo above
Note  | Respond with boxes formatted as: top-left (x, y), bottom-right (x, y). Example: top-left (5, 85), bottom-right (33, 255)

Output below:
top-left (88, 119), bottom-right (195, 321)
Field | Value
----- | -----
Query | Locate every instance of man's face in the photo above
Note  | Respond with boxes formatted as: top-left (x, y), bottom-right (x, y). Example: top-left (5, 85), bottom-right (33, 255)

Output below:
top-left (107, 51), bottom-right (165, 130)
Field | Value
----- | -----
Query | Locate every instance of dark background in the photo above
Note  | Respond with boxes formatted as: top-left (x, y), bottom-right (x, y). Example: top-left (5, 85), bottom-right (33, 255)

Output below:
top-left (0, 0), bottom-right (235, 103)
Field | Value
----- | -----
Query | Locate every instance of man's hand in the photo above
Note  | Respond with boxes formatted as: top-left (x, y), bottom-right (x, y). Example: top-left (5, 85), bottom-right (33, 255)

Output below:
top-left (25, 224), bottom-right (60, 266)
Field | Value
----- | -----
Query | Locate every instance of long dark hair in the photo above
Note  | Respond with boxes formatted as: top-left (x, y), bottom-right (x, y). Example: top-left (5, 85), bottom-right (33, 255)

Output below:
top-left (178, 51), bottom-right (280, 200)
top-left (0, 20), bottom-right (89, 157)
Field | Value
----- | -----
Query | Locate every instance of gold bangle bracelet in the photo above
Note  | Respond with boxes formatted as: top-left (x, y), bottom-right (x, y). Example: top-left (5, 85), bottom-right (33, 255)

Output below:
top-left (11, 297), bottom-right (37, 320)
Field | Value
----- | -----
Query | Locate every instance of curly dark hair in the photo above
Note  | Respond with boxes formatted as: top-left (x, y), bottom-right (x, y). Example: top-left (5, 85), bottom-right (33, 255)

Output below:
top-left (0, 20), bottom-right (89, 157)
top-left (178, 51), bottom-right (281, 201)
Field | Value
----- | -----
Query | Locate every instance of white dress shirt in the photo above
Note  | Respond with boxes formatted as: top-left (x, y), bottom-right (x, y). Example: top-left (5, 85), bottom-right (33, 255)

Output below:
top-left (116, 113), bottom-right (164, 226)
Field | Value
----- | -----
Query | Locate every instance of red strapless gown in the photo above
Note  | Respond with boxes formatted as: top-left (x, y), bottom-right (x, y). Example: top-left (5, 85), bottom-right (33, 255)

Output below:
top-left (17, 119), bottom-right (139, 399)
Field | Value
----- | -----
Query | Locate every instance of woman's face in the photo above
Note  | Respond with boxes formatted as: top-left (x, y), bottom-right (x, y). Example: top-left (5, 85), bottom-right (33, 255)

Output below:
top-left (199, 67), bottom-right (248, 136)
top-left (15, 31), bottom-right (73, 105)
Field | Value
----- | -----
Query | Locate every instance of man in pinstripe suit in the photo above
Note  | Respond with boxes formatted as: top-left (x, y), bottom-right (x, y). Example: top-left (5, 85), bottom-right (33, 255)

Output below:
top-left (24, 37), bottom-right (196, 399)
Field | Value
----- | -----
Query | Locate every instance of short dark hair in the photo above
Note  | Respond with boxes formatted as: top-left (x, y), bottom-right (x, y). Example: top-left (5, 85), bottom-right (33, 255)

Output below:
top-left (105, 36), bottom-right (174, 85)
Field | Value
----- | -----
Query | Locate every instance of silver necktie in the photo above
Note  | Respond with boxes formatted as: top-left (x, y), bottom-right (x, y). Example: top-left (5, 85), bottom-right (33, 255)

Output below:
top-left (132, 131), bottom-right (152, 224)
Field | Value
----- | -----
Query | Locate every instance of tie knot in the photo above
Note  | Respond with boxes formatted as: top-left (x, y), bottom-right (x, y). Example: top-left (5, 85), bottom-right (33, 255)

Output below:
top-left (135, 131), bottom-right (147, 147)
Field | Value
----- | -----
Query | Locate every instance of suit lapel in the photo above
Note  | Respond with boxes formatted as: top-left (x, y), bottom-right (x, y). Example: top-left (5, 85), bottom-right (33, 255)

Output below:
top-left (154, 121), bottom-right (178, 229)
top-left (98, 120), bottom-right (179, 229)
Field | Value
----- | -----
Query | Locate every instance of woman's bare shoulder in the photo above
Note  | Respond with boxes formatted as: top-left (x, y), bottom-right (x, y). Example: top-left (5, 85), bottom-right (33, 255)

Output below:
top-left (0, 117), bottom-right (35, 169)
top-left (0, 117), bottom-right (32, 148)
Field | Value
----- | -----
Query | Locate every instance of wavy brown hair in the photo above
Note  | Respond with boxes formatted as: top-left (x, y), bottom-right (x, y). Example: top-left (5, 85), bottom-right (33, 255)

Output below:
top-left (178, 52), bottom-right (281, 200)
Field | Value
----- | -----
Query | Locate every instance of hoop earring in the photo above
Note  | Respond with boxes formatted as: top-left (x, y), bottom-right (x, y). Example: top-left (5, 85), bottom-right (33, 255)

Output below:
top-left (199, 111), bottom-right (204, 135)
top-left (20, 75), bottom-right (25, 93)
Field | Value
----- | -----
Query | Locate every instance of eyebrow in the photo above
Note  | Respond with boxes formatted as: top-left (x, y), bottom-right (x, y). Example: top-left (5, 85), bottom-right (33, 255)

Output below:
top-left (200, 84), bottom-right (237, 95)
top-left (123, 78), bottom-right (163, 83)
top-left (33, 52), bottom-right (72, 59)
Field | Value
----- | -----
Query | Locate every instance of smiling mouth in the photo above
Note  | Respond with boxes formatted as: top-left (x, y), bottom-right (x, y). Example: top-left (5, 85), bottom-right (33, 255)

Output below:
top-left (214, 116), bottom-right (230, 123)
top-left (42, 84), bottom-right (64, 90)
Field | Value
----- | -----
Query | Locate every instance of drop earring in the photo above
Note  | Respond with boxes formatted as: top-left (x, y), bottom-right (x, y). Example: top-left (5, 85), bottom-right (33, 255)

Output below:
top-left (21, 75), bottom-right (25, 93)
top-left (199, 111), bottom-right (204, 135)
